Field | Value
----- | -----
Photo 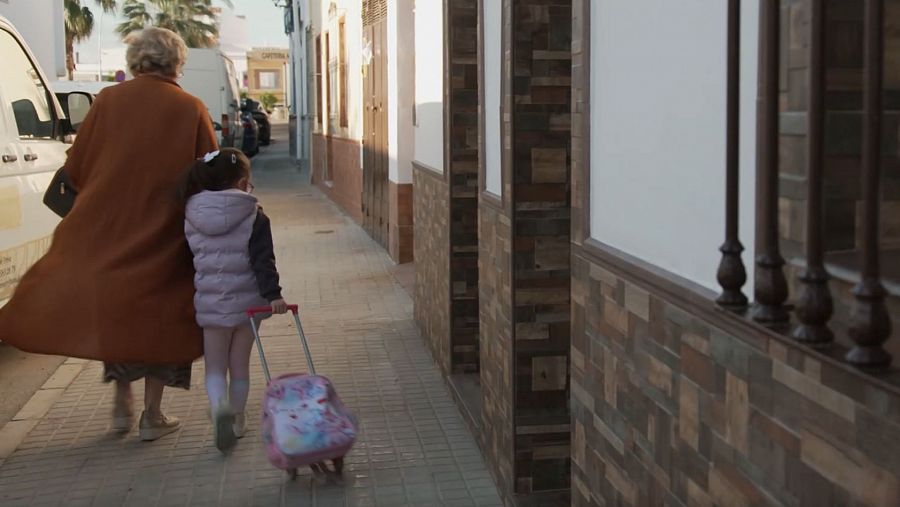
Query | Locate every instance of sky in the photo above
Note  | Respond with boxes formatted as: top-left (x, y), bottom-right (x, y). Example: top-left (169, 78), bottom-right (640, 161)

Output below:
top-left (75, 0), bottom-right (289, 66)
top-left (226, 0), bottom-right (289, 47)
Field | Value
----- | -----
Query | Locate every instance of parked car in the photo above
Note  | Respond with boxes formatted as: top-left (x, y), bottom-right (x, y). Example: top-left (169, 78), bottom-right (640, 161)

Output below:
top-left (241, 112), bottom-right (259, 157)
top-left (0, 15), bottom-right (90, 307)
top-left (242, 98), bottom-right (270, 146)
top-left (179, 48), bottom-right (243, 150)
top-left (51, 80), bottom-right (117, 119)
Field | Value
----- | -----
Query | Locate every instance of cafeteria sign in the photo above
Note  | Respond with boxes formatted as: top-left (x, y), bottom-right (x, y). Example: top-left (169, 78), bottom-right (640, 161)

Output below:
top-left (259, 50), bottom-right (289, 60)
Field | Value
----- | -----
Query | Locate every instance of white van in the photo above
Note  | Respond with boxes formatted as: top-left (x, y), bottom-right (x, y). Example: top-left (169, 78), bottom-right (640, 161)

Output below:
top-left (180, 48), bottom-right (243, 149)
top-left (0, 16), bottom-right (89, 305)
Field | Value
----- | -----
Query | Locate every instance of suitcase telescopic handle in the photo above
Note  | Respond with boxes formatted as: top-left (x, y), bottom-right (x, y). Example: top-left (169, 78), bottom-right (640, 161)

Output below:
top-left (247, 305), bottom-right (316, 384)
top-left (246, 305), bottom-right (299, 317)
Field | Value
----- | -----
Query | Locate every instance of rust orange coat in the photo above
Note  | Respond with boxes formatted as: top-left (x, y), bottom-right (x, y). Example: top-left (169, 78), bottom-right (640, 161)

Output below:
top-left (0, 75), bottom-right (217, 364)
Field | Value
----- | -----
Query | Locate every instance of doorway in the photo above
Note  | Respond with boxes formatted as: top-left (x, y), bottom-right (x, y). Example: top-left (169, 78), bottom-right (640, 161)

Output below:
top-left (363, 1), bottom-right (389, 248)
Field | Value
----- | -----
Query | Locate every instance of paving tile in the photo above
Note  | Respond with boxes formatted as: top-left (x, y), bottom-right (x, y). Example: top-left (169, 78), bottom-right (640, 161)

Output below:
top-left (0, 131), bottom-right (499, 507)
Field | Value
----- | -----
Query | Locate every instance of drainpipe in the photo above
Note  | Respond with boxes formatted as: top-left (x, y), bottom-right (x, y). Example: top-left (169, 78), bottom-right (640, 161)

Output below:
top-left (295, 0), bottom-right (305, 162)
top-left (284, 1), bottom-right (297, 158)
top-left (298, 0), bottom-right (311, 171)
top-left (287, 0), bottom-right (311, 169)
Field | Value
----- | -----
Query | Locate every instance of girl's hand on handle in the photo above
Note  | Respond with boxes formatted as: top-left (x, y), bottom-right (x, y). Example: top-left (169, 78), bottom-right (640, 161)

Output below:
top-left (271, 299), bottom-right (288, 314)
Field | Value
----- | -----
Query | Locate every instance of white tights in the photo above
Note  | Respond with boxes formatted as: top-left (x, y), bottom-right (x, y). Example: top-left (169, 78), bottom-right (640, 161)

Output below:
top-left (203, 325), bottom-right (255, 415)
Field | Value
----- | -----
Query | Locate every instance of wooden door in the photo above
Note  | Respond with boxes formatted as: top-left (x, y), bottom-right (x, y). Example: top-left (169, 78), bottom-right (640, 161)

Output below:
top-left (363, 6), bottom-right (389, 248)
top-left (374, 18), bottom-right (389, 245)
top-left (363, 24), bottom-right (375, 237)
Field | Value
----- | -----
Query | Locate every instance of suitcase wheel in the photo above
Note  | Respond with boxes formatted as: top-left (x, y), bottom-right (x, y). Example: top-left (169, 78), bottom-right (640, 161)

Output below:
top-left (309, 459), bottom-right (343, 476)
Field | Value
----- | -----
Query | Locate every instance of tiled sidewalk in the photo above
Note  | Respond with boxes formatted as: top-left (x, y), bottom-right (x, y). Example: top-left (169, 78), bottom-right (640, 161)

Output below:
top-left (0, 134), bottom-right (502, 507)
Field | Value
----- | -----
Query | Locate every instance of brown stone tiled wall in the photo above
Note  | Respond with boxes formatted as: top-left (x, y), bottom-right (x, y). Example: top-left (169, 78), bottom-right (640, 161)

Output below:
top-left (389, 181), bottom-right (414, 264)
top-left (510, 0), bottom-right (572, 494)
top-left (478, 199), bottom-right (516, 499)
top-left (823, 271), bottom-right (900, 361)
top-left (414, 164), bottom-right (452, 375)
top-left (475, 0), bottom-right (517, 503)
top-left (311, 134), bottom-right (363, 223)
top-left (778, 0), bottom-right (900, 258)
top-left (779, 0), bottom-right (900, 356)
top-left (569, 249), bottom-right (900, 507)
top-left (448, 0), bottom-right (481, 374)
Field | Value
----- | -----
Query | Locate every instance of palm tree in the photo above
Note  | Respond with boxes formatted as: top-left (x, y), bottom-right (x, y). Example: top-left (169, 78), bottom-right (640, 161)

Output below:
top-left (64, 0), bottom-right (118, 79)
top-left (116, 0), bottom-right (233, 49)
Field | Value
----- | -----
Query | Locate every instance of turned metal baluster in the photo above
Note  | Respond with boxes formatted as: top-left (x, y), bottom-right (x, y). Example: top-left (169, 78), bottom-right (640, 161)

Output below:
top-left (793, 0), bottom-right (834, 347)
top-left (717, 0), bottom-right (749, 311)
top-left (848, 0), bottom-right (893, 368)
top-left (752, 0), bottom-right (790, 326)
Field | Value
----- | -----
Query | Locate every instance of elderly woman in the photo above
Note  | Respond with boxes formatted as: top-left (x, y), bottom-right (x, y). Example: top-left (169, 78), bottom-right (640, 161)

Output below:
top-left (0, 28), bottom-right (217, 441)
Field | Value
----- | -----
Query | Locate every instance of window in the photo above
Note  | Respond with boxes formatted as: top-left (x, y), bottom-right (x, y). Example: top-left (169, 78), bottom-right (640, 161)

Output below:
top-left (316, 35), bottom-right (323, 126)
top-left (258, 71), bottom-right (279, 90)
top-left (0, 29), bottom-right (54, 139)
top-left (339, 18), bottom-right (348, 128)
top-left (325, 32), bottom-right (332, 128)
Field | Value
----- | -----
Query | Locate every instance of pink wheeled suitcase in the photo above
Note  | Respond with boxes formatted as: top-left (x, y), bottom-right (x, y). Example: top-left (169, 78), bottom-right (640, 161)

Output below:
top-left (247, 305), bottom-right (357, 480)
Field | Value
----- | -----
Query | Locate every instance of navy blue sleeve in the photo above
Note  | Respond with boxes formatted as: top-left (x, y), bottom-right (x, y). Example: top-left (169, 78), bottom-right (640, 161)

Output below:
top-left (248, 209), bottom-right (283, 301)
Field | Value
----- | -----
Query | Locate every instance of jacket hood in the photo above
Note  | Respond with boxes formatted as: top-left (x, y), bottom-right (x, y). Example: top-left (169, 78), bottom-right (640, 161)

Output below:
top-left (186, 189), bottom-right (258, 236)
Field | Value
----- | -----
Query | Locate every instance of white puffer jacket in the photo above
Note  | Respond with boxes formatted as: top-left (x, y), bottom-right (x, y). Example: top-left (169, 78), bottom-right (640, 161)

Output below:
top-left (185, 189), bottom-right (268, 328)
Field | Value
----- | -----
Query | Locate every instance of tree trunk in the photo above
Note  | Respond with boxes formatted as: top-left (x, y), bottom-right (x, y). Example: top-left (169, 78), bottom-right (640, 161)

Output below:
top-left (66, 34), bottom-right (75, 80)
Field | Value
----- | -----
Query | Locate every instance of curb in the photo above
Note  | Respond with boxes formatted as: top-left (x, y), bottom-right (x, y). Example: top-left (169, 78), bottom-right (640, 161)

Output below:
top-left (0, 357), bottom-right (88, 467)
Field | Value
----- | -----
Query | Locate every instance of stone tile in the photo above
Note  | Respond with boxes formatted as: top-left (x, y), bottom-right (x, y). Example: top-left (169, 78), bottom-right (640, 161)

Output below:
top-left (800, 428), bottom-right (900, 507)
top-left (532, 148), bottom-right (568, 183)
top-left (531, 356), bottom-right (568, 391)
top-left (725, 373), bottom-right (750, 455)
top-left (772, 360), bottom-right (855, 423)
top-left (679, 379), bottom-right (700, 450)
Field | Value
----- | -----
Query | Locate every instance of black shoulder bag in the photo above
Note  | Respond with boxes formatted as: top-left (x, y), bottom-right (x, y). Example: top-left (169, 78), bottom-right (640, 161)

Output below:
top-left (43, 168), bottom-right (77, 217)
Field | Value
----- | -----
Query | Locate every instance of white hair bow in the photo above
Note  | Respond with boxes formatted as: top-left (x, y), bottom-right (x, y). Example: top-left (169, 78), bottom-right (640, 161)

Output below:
top-left (202, 150), bottom-right (220, 163)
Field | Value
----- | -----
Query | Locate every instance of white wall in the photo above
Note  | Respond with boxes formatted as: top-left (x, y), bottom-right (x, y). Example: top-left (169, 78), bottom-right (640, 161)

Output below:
top-left (73, 47), bottom-right (127, 80)
top-left (289, 0), bottom-right (310, 161)
top-left (413, 0), bottom-right (444, 172)
top-left (220, 12), bottom-right (251, 87)
top-left (388, 0), bottom-right (415, 184)
top-left (589, 0), bottom-right (758, 292)
top-left (0, 0), bottom-right (66, 79)
top-left (220, 12), bottom-right (250, 53)
top-left (483, 0), bottom-right (502, 196)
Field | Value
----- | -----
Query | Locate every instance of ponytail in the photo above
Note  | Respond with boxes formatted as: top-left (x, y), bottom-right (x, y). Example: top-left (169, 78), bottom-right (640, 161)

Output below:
top-left (178, 148), bottom-right (250, 204)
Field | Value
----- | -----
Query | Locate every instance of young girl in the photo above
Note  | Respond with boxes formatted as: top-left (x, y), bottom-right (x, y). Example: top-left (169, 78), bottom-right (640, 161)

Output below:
top-left (180, 148), bottom-right (288, 452)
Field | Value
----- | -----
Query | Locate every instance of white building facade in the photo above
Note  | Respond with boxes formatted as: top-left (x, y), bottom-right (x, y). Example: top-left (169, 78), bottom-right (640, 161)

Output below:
top-left (0, 0), bottom-right (66, 79)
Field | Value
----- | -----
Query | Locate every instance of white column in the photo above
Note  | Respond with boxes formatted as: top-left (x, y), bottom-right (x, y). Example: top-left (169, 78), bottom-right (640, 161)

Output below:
top-left (389, 0), bottom-right (416, 183)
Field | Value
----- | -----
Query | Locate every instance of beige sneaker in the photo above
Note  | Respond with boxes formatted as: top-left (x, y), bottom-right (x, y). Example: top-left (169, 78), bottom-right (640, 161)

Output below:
top-left (139, 412), bottom-right (181, 441)
top-left (213, 406), bottom-right (237, 453)
top-left (233, 413), bottom-right (246, 439)
top-left (111, 399), bottom-right (134, 432)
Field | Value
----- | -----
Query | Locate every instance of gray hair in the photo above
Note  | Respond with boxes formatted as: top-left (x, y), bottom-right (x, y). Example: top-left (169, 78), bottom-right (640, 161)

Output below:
top-left (125, 27), bottom-right (188, 77)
